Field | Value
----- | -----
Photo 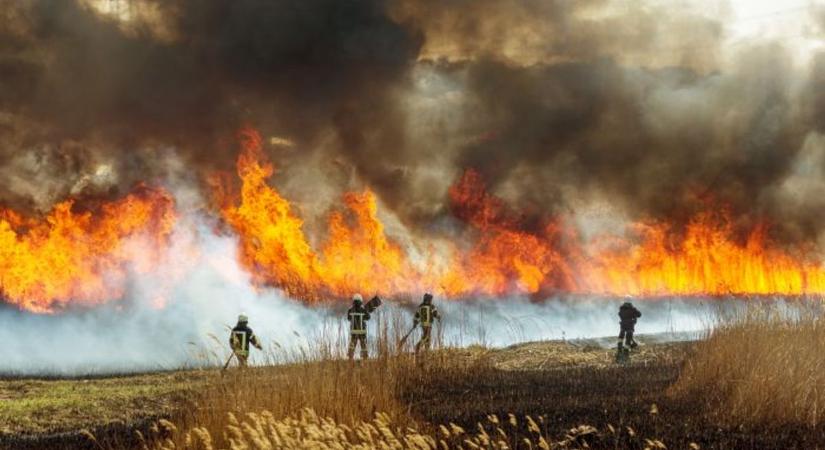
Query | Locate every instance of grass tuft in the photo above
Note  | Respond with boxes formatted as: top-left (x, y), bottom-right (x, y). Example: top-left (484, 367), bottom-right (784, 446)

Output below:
top-left (672, 302), bottom-right (825, 427)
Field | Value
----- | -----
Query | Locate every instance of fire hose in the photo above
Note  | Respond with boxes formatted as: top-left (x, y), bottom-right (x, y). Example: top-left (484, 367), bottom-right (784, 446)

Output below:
top-left (397, 323), bottom-right (417, 347)
top-left (222, 352), bottom-right (235, 371)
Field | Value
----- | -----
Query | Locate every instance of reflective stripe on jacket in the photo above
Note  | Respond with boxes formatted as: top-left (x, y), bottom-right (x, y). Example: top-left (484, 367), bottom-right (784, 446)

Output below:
top-left (347, 306), bottom-right (370, 335)
top-left (231, 330), bottom-right (250, 356)
top-left (416, 304), bottom-right (439, 327)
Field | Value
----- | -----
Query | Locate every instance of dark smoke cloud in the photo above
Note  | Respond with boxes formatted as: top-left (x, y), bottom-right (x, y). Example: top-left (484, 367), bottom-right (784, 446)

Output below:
top-left (0, 0), bottom-right (421, 211)
top-left (388, 0), bottom-right (823, 244)
top-left (452, 48), bottom-right (805, 227)
top-left (0, 0), bottom-right (824, 245)
top-left (810, 53), bottom-right (825, 133)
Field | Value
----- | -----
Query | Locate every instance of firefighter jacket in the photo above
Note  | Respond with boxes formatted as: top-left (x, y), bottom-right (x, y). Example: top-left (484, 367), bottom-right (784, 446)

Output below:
top-left (618, 303), bottom-right (642, 328)
top-left (347, 305), bottom-right (371, 335)
top-left (230, 323), bottom-right (260, 357)
top-left (415, 303), bottom-right (440, 328)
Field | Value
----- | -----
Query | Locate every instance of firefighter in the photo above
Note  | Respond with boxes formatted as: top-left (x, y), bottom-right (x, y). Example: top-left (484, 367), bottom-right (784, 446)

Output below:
top-left (347, 293), bottom-right (370, 360)
top-left (414, 293), bottom-right (441, 355)
top-left (229, 314), bottom-right (262, 368)
top-left (618, 300), bottom-right (642, 353)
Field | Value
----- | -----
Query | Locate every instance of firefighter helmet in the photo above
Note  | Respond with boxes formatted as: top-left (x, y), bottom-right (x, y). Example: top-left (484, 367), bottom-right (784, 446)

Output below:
top-left (352, 293), bottom-right (363, 305)
top-left (238, 313), bottom-right (249, 323)
top-left (423, 293), bottom-right (433, 304)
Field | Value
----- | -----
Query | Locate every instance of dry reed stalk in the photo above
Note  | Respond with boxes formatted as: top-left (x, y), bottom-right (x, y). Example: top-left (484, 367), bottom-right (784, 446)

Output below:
top-left (672, 302), bottom-right (825, 427)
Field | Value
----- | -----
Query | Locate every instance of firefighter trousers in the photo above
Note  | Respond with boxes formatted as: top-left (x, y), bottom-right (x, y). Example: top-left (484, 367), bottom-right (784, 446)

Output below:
top-left (234, 351), bottom-right (249, 368)
top-left (348, 334), bottom-right (368, 359)
top-left (415, 326), bottom-right (433, 354)
top-left (618, 326), bottom-right (636, 348)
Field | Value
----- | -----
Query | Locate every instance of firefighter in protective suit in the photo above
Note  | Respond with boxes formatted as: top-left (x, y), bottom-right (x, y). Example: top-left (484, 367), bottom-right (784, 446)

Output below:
top-left (230, 314), bottom-right (262, 368)
top-left (414, 293), bottom-right (441, 354)
top-left (617, 301), bottom-right (642, 362)
top-left (347, 294), bottom-right (371, 360)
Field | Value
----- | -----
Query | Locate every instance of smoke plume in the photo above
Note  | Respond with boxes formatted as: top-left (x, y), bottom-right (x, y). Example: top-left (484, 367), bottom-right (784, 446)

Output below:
top-left (0, 0), bottom-right (820, 232)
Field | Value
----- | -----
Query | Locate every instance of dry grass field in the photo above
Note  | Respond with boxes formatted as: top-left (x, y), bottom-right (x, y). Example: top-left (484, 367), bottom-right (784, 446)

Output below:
top-left (4, 308), bottom-right (825, 449)
top-left (0, 337), bottom-right (685, 449)
top-left (673, 304), bottom-right (825, 428)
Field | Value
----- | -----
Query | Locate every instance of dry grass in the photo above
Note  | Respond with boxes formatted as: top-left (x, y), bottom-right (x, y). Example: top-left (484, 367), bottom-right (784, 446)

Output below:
top-left (672, 302), bottom-right (825, 427)
top-left (137, 316), bottom-right (690, 450)
top-left (28, 300), bottom-right (825, 449)
top-left (487, 340), bottom-right (687, 371)
top-left (13, 299), bottom-right (825, 449)
top-left (4, 338), bottom-right (699, 449)
top-left (132, 307), bottom-right (680, 450)
top-left (183, 355), bottom-right (417, 436)
top-left (143, 407), bottom-right (673, 450)
top-left (157, 309), bottom-right (471, 449)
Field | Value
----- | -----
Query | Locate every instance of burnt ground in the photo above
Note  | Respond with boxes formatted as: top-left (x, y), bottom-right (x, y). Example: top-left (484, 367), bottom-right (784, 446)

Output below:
top-left (405, 352), bottom-right (825, 449)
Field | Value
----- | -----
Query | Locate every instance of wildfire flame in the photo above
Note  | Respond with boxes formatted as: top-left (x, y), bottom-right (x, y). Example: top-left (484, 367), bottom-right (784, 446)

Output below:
top-left (6, 128), bottom-right (825, 313)
top-left (0, 186), bottom-right (177, 312)
top-left (216, 129), bottom-right (422, 300)
top-left (219, 129), bottom-right (825, 301)
top-left (583, 211), bottom-right (825, 296)
top-left (440, 169), bottom-right (577, 296)
top-left (216, 128), bottom-right (575, 300)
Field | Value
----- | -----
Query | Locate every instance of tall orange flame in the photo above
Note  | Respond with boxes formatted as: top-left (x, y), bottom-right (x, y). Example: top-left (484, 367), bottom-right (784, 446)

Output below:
top-left (0, 186), bottom-right (177, 312)
top-left (219, 129), bottom-right (825, 301)
top-left (582, 211), bottom-right (825, 296)
top-left (219, 129), bottom-right (579, 300)
top-left (217, 129), bottom-right (421, 299)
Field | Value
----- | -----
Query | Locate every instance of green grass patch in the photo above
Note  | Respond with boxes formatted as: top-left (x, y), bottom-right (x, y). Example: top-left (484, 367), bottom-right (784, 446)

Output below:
top-left (0, 371), bottom-right (213, 435)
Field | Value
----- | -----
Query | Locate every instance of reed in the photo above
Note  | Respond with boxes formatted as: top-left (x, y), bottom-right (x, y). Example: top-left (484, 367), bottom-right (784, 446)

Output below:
top-left (672, 301), bottom-right (825, 427)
